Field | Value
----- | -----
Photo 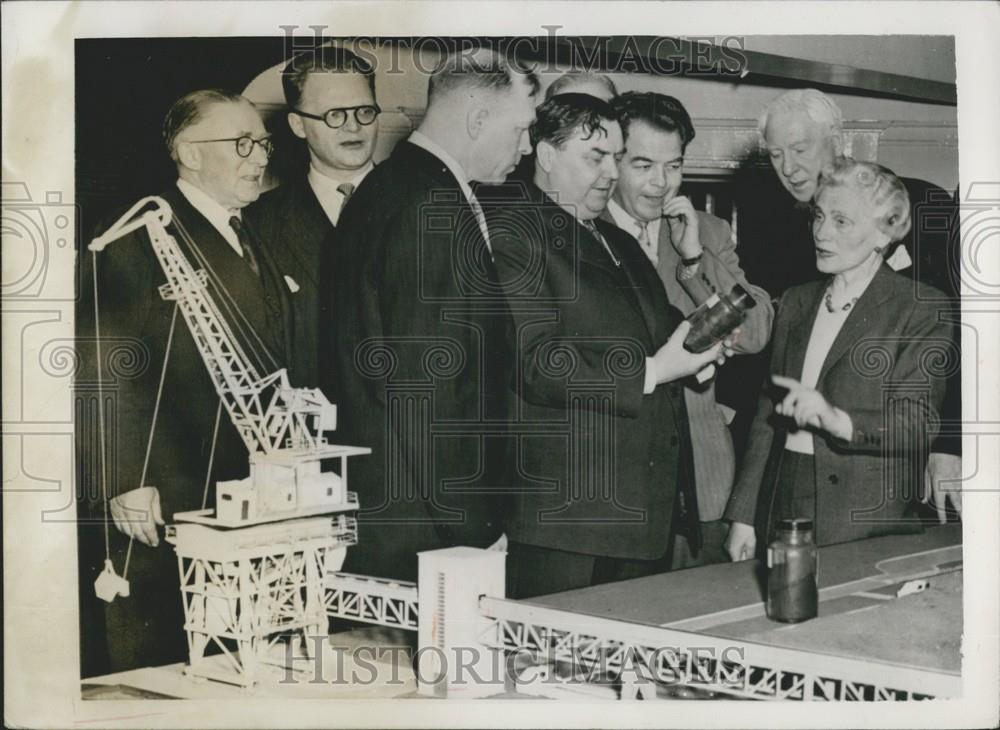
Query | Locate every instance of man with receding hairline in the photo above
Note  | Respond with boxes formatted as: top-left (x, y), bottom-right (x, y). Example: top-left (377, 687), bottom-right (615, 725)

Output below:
top-left (326, 48), bottom-right (540, 582)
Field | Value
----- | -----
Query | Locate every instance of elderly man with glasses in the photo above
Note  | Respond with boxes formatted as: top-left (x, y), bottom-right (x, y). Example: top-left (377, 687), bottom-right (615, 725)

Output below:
top-left (76, 88), bottom-right (292, 673)
top-left (246, 46), bottom-right (380, 389)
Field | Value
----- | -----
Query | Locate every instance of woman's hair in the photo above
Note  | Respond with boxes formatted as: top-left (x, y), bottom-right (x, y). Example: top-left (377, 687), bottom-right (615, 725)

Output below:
top-left (816, 158), bottom-right (912, 244)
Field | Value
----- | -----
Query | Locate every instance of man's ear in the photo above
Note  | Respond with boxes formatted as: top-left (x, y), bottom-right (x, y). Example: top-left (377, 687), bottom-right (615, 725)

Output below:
top-left (467, 105), bottom-right (489, 140)
top-left (287, 111), bottom-right (307, 140)
top-left (175, 141), bottom-right (201, 171)
top-left (535, 140), bottom-right (555, 173)
top-left (831, 130), bottom-right (845, 157)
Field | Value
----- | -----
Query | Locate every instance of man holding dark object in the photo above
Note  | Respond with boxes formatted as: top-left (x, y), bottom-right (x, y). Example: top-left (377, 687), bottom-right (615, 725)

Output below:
top-left (247, 46), bottom-right (379, 388)
top-left (490, 93), bottom-right (731, 598)
top-left (77, 90), bottom-right (290, 671)
top-left (606, 91), bottom-right (773, 568)
top-left (327, 48), bottom-right (539, 582)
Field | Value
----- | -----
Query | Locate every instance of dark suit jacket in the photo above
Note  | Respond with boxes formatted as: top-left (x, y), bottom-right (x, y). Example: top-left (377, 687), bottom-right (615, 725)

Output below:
top-left (724, 264), bottom-right (953, 547)
top-left (732, 171), bottom-right (961, 456)
top-left (490, 181), bottom-right (693, 561)
top-left (76, 185), bottom-right (292, 671)
top-left (245, 177), bottom-right (331, 388)
top-left (326, 141), bottom-right (510, 581)
top-left (602, 207), bottom-right (774, 521)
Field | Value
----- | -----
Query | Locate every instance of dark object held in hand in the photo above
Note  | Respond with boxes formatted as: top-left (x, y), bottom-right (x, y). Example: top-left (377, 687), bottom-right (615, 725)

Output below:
top-left (684, 284), bottom-right (756, 353)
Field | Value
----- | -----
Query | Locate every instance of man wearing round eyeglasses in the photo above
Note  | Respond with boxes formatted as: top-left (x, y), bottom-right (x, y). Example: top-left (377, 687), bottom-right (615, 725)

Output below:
top-left (247, 46), bottom-right (379, 389)
top-left (77, 89), bottom-right (292, 673)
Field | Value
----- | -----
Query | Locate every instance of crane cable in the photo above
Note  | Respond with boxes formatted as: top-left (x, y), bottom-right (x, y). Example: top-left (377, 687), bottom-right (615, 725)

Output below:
top-left (202, 400), bottom-right (222, 510)
top-left (123, 303), bottom-right (179, 579)
top-left (94, 206), bottom-right (279, 577)
top-left (92, 253), bottom-right (110, 564)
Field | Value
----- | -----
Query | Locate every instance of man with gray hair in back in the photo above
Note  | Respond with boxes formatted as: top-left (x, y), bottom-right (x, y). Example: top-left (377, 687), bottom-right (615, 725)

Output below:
top-left (727, 87), bottom-right (962, 538)
top-left (327, 48), bottom-right (540, 582)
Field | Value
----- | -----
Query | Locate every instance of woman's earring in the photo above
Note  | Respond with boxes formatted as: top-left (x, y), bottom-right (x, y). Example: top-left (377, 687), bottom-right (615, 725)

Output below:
top-left (874, 245), bottom-right (884, 254)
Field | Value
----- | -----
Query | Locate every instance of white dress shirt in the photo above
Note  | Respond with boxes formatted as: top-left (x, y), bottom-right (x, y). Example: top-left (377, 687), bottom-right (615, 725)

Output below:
top-left (176, 178), bottom-right (243, 257)
top-left (784, 266), bottom-right (880, 454)
top-left (308, 161), bottom-right (374, 227)
top-left (607, 198), bottom-right (662, 265)
top-left (408, 130), bottom-right (492, 251)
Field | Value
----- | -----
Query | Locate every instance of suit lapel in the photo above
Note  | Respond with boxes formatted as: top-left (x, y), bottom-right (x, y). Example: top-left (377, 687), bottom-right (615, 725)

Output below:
top-left (164, 187), bottom-right (286, 370)
top-left (596, 219), bottom-right (660, 344)
top-left (403, 142), bottom-right (496, 289)
top-left (784, 285), bottom-right (823, 378)
top-left (654, 218), bottom-right (686, 304)
top-left (817, 264), bottom-right (895, 383)
top-left (291, 179), bottom-right (329, 289)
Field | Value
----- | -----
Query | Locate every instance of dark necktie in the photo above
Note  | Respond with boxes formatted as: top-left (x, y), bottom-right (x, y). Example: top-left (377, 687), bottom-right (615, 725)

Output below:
top-left (337, 182), bottom-right (355, 206)
top-left (582, 219), bottom-right (620, 267)
top-left (228, 215), bottom-right (260, 277)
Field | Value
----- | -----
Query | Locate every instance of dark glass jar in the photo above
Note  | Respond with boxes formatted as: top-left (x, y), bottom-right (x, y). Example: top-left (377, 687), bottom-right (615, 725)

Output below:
top-left (766, 518), bottom-right (818, 623)
top-left (684, 284), bottom-right (756, 353)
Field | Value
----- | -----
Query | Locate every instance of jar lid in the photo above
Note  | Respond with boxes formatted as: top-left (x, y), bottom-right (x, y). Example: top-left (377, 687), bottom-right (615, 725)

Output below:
top-left (776, 518), bottom-right (813, 532)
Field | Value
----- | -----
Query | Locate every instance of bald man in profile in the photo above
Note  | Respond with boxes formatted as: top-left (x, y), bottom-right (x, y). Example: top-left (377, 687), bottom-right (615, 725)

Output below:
top-left (327, 49), bottom-right (540, 581)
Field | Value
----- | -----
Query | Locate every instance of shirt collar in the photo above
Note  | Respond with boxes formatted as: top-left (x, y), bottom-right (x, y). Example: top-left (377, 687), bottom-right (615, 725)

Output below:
top-left (307, 161), bottom-right (374, 226)
top-left (607, 198), bottom-right (661, 238)
top-left (175, 178), bottom-right (242, 256)
top-left (408, 130), bottom-right (475, 203)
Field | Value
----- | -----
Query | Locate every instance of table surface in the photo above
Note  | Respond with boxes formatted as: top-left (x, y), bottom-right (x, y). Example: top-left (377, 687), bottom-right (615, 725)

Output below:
top-left (530, 524), bottom-right (963, 674)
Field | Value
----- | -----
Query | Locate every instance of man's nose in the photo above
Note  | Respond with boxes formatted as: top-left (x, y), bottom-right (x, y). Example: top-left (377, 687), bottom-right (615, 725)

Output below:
top-left (651, 165), bottom-right (667, 188)
top-left (518, 130), bottom-right (532, 156)
top-left (781, 153), bottom-right (796, 179)
top-left (603, 156), bottom-right (619, 180)
top-left (343, 114), bottom-right (362, 133)
top-left (250, 142), bottom-right (269, 165)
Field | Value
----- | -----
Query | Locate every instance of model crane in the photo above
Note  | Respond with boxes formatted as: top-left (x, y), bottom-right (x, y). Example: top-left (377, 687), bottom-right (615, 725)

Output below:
top-left (88, 196), bottom-right (369, 687)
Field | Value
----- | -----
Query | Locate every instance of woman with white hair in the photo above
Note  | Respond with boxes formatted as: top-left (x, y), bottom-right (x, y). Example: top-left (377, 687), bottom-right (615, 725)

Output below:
top-left (724, 158), bottom-right (955, 559)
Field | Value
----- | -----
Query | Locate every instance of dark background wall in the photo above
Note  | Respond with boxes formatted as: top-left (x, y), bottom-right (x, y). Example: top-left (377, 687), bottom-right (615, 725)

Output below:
top-left (75, 38), bottom-right (293, 237)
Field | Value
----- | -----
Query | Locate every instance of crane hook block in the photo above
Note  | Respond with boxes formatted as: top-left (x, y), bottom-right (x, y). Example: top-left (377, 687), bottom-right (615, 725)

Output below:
top-left (94, 559), bottom-right (131, 603)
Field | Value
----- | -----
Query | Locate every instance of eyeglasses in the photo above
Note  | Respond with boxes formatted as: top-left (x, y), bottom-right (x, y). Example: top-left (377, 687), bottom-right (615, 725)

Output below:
top-left (186, 136), bottom-right (274, 159)
top-left (292, 104), bottom-right (381, 129)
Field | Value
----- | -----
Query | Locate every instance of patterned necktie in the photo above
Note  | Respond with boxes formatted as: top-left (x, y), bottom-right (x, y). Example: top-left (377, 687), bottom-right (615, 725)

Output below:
top-left (228, 216), bottom-right (260, 277)
top-left (582, 219), bottom-right (620, 267)
top-left (636, 219), bottom-right (657, 265)
top-left (337, 182), bottom-right (355, 205)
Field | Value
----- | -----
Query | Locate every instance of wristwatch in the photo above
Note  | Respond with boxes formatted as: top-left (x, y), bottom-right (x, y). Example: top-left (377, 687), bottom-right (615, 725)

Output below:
top-left (678, 251), bottom-right (703, 280)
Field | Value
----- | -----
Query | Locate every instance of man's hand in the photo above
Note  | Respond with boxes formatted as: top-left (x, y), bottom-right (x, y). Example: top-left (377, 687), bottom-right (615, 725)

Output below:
top-left (651, 320), bottom-right (730, 385)
top-left (772, 375), bottom-right (853, 442)
top-left (662, 195), bottom-right (703, 260)
top-left (725, 521), bottom-right (756, 562)
top-left (923, 453), bottom-right (963, 523)
top-left (109, 486), bottom-right (164, 547)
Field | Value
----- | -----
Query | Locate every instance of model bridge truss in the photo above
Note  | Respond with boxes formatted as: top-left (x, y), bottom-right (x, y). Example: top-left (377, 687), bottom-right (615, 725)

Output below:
top-left (476, 597), bottom-right (960, 701)
top-left (320, 562), bottom-right (958, 701)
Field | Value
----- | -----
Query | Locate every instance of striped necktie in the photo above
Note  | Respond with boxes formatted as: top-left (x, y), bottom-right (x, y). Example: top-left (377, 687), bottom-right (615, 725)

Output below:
top-left (228, 216), bottom-right (260, 277)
